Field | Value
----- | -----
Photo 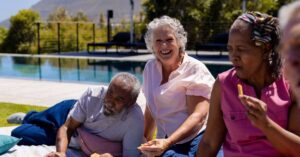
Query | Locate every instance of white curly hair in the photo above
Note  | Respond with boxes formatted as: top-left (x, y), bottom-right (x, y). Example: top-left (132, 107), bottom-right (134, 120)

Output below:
top-left (144, 15), bottom-right (187, 53)
top-left (279, 1), bottom-right (300, 29)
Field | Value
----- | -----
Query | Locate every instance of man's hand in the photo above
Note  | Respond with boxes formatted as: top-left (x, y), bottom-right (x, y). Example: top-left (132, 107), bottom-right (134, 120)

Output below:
top-left (45, 151), bottom-right (66, 157)
top-left (138, 139), bottom-right (171, 157)
top-left (239, 95), bottom-right (271, 130)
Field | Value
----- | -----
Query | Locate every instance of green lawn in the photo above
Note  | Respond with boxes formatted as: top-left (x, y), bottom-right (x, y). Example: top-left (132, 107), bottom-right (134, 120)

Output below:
top-left (0, 102), bottom-right (48, 127)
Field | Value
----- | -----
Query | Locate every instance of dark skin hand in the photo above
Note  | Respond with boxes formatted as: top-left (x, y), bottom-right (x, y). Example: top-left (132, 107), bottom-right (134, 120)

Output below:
top-left (45, 117), bottom-right (80, 157)
top-left (239, 95), bottom-right (300, 156)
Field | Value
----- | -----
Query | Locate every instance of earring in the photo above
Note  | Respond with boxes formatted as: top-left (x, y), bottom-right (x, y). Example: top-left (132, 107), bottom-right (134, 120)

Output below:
top-left (268, 51), bottom-right (273, 65)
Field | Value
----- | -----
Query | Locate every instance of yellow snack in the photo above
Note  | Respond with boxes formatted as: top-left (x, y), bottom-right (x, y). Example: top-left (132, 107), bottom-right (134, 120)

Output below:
top-left (237, 83), bottom-right (243, 96)
top-left (91, 153), bottom-right (101, 157)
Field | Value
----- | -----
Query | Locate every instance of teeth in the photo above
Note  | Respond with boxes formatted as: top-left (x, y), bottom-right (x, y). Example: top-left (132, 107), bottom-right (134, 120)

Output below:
top-left (161, 50), bottom-right (170, 54)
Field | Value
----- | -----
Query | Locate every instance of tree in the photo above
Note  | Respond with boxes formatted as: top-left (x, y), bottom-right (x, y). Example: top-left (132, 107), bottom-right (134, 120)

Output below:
top-left (2, 9), bottom-right (40, 53)
top-left (143, 0), bottom-right (215, 48)
top-left (72, 11), bottom-right (90, 22)
top-left (0, 27), bottom-right (8, 50)
top-left (143, 0), bottom-right (294, 49)
top-left (47, 7), bottom-right (71, 22)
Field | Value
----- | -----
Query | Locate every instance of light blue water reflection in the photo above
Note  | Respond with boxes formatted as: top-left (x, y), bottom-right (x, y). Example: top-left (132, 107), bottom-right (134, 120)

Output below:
top-left (0, 56), bottom-right (145, 84)
top-left (0, 56), bottom-right (232, 84)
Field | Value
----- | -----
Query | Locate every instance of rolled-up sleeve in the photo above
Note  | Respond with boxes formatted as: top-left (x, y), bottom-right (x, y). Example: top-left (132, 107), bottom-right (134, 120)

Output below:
top-left (186, 64), bottom-right (215, 99)
top-left (71, 88), bottom-right (91, 123)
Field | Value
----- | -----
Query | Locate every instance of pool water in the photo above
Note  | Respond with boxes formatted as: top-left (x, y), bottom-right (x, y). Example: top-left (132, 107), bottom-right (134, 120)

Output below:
top-left (0, 56), bottom-right (232, 84)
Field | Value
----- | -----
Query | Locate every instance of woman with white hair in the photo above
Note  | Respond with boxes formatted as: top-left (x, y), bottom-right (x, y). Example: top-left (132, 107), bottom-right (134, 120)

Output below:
top-left (138, 16), bottom-right (218, 157)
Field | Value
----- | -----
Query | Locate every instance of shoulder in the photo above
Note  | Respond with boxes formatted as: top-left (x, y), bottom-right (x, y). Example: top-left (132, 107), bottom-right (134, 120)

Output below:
top-left (128, 104), bottom-right (144, 119)
top-left (144, 59), bottom-right (156, 70)
top-left (217, 68), bottom-right (236, 84)
top-left (84, 86), bottom-right (106, 98)
top-left (77, 86), bottom-right (106, 108)
top-left (185, 55), bottom-right (206, 67)
top-left (181, 56), bottom-right (214, 81)
top-left (143, 59), bottom-right (159, 84)
top-left (126, 104), bottom-right (144, 124)
top-left (183, 56), bottom-right (210, 73)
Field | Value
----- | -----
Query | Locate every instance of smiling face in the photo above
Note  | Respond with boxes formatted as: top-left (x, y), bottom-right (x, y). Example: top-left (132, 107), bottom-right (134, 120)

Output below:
top-left (152, 25), bottom-right (183, 67)
top-left (227, 20), bottom-right (268, 80)
top-left (282, 24), bottom-right (300, 101)
top-left (103, 77), bottom-right (134, 116)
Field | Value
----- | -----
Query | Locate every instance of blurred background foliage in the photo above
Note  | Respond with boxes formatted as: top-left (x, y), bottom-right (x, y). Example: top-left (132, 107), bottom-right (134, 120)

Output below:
top-left (0, 0), bottom-right (294, 53)
top-left (143, 0), bottom-right (293, 48)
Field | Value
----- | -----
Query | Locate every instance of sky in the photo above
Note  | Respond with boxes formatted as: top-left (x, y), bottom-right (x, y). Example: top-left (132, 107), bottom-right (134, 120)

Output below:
top-left (0, 0), bottom-right (40, 22)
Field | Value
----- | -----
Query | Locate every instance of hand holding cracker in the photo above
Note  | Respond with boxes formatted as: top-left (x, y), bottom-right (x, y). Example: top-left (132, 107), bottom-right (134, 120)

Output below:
top-left (237, 83), bottom-right (243, 97)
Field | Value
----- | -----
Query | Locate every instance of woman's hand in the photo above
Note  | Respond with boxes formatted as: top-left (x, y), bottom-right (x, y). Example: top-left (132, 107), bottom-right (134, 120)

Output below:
top-left (138, 139), bottom-right (171, 157)
top-left (239, 95), bottom-right (271, 130)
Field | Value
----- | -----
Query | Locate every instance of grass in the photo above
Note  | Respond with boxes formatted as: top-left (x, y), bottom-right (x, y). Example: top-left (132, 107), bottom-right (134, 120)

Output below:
top-left (0, 102), bottom-right (158, 139)
top-left (0, 102), bottom-right (48, 127)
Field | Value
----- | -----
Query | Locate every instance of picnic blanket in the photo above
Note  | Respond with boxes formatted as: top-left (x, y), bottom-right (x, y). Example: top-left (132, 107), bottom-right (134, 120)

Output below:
top-left (0, 126), bottom-right (56, 157)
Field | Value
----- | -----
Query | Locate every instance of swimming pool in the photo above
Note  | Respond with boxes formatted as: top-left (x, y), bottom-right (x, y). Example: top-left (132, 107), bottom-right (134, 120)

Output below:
top-left (0, 55), bottom-right (232, 84)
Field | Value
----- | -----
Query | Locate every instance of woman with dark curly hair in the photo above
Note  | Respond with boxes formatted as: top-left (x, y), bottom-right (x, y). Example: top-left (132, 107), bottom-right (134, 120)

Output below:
top-left (196, 11), bottom-right (300, 157)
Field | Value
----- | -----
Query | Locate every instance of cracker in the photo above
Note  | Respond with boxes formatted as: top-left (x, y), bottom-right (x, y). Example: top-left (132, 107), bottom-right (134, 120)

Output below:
top-left (237, 83), bottom-right (243, 96)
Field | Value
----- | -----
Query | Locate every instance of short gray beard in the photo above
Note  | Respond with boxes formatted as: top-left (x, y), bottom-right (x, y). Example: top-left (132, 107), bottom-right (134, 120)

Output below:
top-left (103, 105), bottom-right (115, 116)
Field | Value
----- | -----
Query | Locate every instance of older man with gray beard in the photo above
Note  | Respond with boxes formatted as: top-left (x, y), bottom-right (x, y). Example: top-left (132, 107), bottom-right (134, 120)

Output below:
top-left (46, 72), bottom-right (144, 157)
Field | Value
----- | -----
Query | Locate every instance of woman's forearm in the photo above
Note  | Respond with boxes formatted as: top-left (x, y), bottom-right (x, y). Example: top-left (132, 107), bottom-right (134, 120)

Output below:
top-left (167, 96), bottom-right (209, 145)
top-left (260, 118), bottom-right (300, 156)
top-left (144, 106), bottom-right (156, 141)
top-left (197, 139), bottom-right (220, 157)
top-left (167, 111), bottom-right (207, 145)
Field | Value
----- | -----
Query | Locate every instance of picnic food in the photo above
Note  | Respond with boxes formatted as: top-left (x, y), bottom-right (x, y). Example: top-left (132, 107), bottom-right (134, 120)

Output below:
top-left (91, 153), bottom-right (101, 157)
top-left (237, 83), bottom-right (243, 96)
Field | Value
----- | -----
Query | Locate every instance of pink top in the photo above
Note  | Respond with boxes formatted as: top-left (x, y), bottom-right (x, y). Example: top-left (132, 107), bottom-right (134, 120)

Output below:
top-left (219, 68), bottom-right (291, 157)
top-left (142, 54), bottom-right (215, 144)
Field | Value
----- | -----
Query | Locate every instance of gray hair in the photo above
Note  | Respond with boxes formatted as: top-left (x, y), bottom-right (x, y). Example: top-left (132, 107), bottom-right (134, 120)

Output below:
top-left (279, 1), bottom-right (300, 29)
top-left (144, 15), bottom-right (187, 53)
top-left (111, 72), bottom-right (141, 101)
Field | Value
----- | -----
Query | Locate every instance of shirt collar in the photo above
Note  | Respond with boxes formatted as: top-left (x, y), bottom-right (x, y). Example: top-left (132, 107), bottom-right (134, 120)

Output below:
top-left (155, 53), bottom-right (189, 76)
top-left (176, 53), bottom-right (188, 75)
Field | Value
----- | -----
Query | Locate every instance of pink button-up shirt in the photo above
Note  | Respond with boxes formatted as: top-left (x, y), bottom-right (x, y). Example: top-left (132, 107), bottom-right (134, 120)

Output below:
top-left (219, 68), bottom-right (291, 157)
top-left (142, 55), bottom-right (215, 144)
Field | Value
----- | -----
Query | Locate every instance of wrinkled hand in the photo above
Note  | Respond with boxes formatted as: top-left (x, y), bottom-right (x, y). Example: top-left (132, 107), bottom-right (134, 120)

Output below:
top-left (138, 139), bottom-right (171, 157)
top-left (45, 152), bottom-right (66, 157)
top-left (239, 95), bottom-right (271, 130)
